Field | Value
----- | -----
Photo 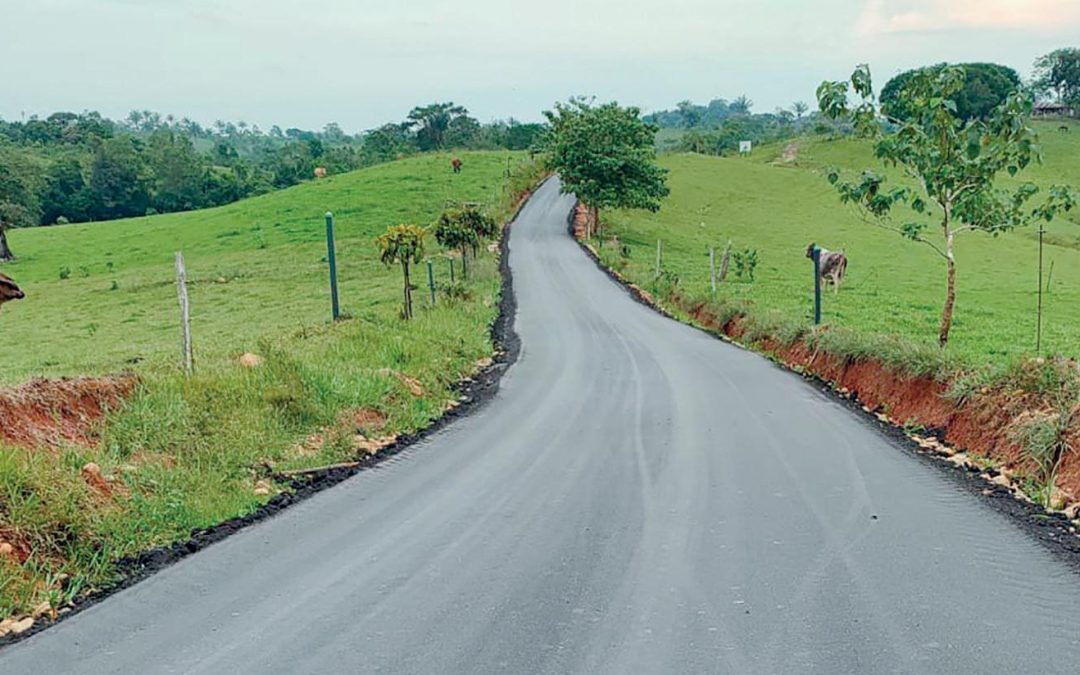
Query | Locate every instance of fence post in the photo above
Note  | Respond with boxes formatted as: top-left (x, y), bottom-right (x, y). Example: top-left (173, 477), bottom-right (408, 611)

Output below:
top-left (1037, 226), bottom-right (1044, 353)
top-left (709, 247), bottom-right (717, 294)
top-left (655, 239), bottom-right (663, 278)
top-left (812, 246), bottom-right (822, 325)
top-left (449, 257), bottom-right (455, 283)
top-left (719, 241), bottom-right (732, 282)
top-left (175, 252), bottom-right (194, 375)
top-left (325, 212), bottom-right (341, 321)
top-left (427, 259), bottom-right (436, 305)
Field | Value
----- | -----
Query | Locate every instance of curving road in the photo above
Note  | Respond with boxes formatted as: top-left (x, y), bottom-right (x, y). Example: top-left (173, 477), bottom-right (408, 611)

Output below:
top-left (4, 178), bottom-right (1080, 674)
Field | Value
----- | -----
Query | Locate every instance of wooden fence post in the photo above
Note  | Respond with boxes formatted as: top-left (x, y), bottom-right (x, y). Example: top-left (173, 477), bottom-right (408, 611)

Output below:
top-left (175, 252), bottom-right (193, 375)
top-left (719, 241), bottom-right (732, 282)
top-left (709, 247), bottom-right (717, 294)
top-left (655, 239), bottom-right (663, 278)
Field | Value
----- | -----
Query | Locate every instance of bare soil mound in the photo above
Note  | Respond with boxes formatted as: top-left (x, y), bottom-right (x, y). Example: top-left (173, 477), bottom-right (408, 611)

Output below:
top-left (0, 376), bottom-right (137, 448)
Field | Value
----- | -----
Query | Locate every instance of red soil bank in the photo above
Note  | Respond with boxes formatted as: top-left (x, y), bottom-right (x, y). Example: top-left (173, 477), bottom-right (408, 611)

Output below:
top-left (0, 376), bottom-right (137, 449)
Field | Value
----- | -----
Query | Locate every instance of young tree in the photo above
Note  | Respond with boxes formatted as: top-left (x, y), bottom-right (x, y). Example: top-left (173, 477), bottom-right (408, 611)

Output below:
top-left (818, 64), bottom-right (1077, 347)
top-left (792, 101), bottom-right (809, 120)
top-left (377, 224), bottom-right (427, 319)
top-left (434, 205), bottom-right (496, 276)
top-left (1033, 48), bottom-right (1080, 107)
top-left (544, 98), bottom-right (670, 235)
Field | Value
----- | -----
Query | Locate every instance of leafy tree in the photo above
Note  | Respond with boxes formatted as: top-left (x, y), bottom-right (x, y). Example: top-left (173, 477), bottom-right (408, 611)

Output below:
top-left (818, 64), bottom-right (1077, 347)
top-left (0, 146), bottom-right (41, 259)
top-left (362, 123), bottom-right (414, 163)
top-left (729, 95), bottom-right (753, 116)
top-left (443, 115), bottom-right (483, 148)
top-left (377, 224), bottom-right (427, 319)
top-left (676, 100), bottom-right (701, 128)
top-left (544, 98), bottom-right (670, 234)
top-left (1033, 48), bottom-right (1080, 106)
top-left (89, 137), bottom-right (151, 220)
top-left (147, 130), bottom-right (205, 213)
top-left (41, 157), bottom-right (91, 224)
top-left (792, 101), bottom-right (809, 120)
top-left (434, 205), bottom-right (497, 273)
top-left (407, 103), bottom-right (469, 151)
top-left (881, 63), bottom-right (1021, 122)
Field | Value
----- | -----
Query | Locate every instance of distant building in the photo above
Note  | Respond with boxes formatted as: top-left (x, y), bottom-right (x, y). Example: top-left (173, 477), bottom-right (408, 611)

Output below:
top-left (1033, 101), bottom-right (1077, 118)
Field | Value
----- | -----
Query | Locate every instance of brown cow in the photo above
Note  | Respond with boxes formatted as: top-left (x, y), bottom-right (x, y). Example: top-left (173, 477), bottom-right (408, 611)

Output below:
top-left (806, 243), bottom-right (848, 294)
top-left (451, 158), bottom-right (463, 174)
top-left (0, 272), bottom-right (25, 313)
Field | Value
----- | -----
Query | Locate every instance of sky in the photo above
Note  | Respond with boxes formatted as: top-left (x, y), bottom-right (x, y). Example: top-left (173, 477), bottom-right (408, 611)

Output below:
top-left (1, 0), bottom-right (1078, 133)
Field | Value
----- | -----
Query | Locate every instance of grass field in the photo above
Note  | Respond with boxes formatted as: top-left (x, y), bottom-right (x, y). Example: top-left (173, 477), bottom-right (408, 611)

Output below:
top-left (0, 151), bottom-right (542, 621)
top-left (601, 120), bottom-right (1080, 365)
top-left (0, 152), bottom-right (526, 383)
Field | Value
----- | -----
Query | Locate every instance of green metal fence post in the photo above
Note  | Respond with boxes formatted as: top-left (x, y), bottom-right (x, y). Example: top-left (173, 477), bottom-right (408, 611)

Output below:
top-left (325, 211), bottom-right (340, 321)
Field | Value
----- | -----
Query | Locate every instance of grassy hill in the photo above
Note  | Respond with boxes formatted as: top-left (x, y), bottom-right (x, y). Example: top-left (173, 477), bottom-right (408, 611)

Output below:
top-left (602, 120), bottom-right (1080, 363)
top-left (0, 151), bottom-right (540, 622)
top-left (0, 151), bottom-right (524, 383)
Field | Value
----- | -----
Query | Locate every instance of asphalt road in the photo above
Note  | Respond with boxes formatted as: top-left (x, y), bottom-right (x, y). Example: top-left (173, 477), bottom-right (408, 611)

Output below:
top-left (5, 178), bottom-right (1080, 674)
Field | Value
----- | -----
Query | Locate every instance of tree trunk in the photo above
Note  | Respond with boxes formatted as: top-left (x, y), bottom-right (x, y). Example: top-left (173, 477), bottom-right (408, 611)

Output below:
top-left (0, 225), bottom-right (13, 262)
top-left (591, 206), bottom-right (600, 241)
top-left (402, 262), bottom-right (412, 319)
top-left (939, 226), bottom-right (956, 347)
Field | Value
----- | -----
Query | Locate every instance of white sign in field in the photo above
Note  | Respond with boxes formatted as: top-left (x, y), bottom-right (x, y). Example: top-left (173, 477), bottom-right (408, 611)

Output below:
top-left (739, 140), bottom-right (752, 155)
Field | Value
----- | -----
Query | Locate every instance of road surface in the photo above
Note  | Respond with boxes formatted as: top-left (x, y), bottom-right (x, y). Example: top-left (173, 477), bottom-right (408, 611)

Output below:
top-left (4, 178), bottom-right (1080, 674)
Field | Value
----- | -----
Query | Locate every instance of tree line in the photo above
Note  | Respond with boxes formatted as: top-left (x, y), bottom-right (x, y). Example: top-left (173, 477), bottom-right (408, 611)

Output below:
top-left (0, 104), bottom-right (546, 258)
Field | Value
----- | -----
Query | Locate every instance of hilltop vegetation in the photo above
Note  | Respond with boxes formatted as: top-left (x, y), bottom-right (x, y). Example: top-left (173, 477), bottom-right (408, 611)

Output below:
top-left (0, 105), bottom-right (545, 241)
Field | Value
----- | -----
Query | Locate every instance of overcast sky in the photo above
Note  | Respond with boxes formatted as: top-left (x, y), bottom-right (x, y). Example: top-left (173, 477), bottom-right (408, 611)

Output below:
top-left (1, 0), bottom-right (1078, 133)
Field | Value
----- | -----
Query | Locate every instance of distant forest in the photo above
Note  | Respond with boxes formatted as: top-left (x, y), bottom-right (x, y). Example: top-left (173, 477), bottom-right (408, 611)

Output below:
top-left (0, 104), bottom-right (545, 229)
top-left (643, 96), bottom-right (844, 155)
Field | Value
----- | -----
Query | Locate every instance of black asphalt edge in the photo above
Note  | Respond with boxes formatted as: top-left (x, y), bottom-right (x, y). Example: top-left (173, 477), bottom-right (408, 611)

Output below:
top-left (0, 179), bottom-right (544, 650)
top-left (567, 201), bottom-right (1080, 573)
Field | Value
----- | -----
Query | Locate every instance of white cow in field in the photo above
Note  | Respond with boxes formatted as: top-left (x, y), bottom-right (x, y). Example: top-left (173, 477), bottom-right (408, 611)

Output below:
top-left (806, 243), bottom-right (848, 294)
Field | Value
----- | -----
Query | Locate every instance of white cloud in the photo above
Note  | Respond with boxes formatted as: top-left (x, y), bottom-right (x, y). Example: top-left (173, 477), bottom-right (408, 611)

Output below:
top-left (857, 0), bottom-right (1080, 35)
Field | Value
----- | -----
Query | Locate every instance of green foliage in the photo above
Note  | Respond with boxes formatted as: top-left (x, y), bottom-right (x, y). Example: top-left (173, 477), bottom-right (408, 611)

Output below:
top-left (545, 98), bottom-right (670, 214)
top-left (818, 63), bottom-right (1078, 346)
top-left (881, 63), bottom-right (1022, 122)
top-left (377, 224), bottom-right (427, 267)
top-left (407, 103), bottom-right (469, 151)
top-left (732, 247), bottom-right (758, 281)
top-left (433, 205), bottom-right (497, 264)
top-left (0, 108), bottom-right (549, 229)
top-left (377, 224), bottom-right (428, 319)
top-left (1033, 48), bottom-right (1080, 106)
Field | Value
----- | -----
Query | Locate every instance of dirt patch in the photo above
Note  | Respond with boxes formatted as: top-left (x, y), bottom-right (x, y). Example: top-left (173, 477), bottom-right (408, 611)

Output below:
top-left (0, 376), bottom-right (137, 449)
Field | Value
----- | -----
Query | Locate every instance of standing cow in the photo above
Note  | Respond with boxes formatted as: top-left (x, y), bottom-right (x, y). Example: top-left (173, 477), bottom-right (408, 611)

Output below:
top-left (451, 158), bottom-right (463, 174)
top-left (806, 243), bottom-right (848, 293)
top-left (0, 272), bottom-right (25, 313)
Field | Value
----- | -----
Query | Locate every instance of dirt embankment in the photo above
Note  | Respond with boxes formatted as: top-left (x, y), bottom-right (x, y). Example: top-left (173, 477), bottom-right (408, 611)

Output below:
top-left (0, 376), bottom-right (137, 449)
top-left (572, 203), bottom-right (1080, 504)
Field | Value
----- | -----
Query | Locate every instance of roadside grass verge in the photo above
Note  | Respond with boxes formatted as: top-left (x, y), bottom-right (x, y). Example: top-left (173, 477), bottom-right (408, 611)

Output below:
top-left (0, 155), bottom-right (546, 625)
